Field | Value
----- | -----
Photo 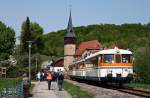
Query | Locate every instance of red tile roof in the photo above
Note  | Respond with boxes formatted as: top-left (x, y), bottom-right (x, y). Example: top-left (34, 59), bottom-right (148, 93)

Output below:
top-left (75, 40), bottom-right (103, 56)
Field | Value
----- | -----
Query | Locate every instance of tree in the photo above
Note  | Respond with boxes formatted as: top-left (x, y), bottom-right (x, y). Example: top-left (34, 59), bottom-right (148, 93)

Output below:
top-left (20, 16), bottom-right (32, 53)
top-left (135, 53), bottom-right (150, 83)
top-left (20, 17), bottom-right (44, 54)
top-left (0, 21), bottom-right (15, 61)
top-left (30, 22), bottom-right (44, 53)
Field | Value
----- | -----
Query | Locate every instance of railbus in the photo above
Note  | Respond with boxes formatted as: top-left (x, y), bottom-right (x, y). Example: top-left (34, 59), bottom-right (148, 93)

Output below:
top-left (68, 47), bottom-right (134, 85)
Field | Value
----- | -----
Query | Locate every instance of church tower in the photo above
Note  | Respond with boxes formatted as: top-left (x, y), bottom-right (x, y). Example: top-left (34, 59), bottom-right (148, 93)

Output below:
top-left (64, 11), bottom-right (76, 71)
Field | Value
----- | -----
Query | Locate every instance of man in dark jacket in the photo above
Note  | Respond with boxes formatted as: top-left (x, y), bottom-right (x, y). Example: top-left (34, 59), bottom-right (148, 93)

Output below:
top-left (57, 71), bottom-right (64, 91)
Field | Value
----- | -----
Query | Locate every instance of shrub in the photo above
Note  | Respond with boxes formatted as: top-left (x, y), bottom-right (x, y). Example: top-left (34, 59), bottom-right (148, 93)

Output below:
top-left (134, 52), bottom-right (150, 83)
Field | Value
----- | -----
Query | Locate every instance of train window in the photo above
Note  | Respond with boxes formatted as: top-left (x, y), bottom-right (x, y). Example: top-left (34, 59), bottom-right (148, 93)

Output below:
top-left (116, 54), bottom-right (121, 63)
top-left (104, 54), bottom-right (114, 63)
top-left (122, 54), bottom-right (131, 63)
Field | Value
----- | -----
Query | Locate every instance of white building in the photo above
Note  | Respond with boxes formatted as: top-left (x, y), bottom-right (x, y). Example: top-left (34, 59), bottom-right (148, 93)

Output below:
top-left (48, 59), bottom-right (64, 72)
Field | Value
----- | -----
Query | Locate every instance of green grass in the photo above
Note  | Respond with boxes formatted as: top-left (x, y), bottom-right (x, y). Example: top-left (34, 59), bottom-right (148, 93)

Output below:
top-left (0, 78), bottom-right (22, 89)
top-left (63, 81), bottom-right (94, 98)
top-left (124, 83), bottom-right (150, 90)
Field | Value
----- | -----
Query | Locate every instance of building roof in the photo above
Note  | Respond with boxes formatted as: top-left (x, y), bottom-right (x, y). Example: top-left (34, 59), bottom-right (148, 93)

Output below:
top-left (75, 40), bottom-right (103, 56)
top-left (50, 59), bottom-right (64, 67)
top-left (65, 10), bottom-right (76, 38)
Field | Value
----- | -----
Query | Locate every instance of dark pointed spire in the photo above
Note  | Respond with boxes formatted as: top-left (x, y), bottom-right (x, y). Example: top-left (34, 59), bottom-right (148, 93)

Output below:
top-left (67, 10), bottom-right (73, 32)
top-left (65, 10), bottom-right (76, 38)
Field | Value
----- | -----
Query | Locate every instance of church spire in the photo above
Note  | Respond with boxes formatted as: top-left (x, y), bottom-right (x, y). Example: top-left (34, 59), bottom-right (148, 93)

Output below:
top-left (65, 10), bottom-right (76, 38)
top-left (67, 10), bottom-right (73, 33)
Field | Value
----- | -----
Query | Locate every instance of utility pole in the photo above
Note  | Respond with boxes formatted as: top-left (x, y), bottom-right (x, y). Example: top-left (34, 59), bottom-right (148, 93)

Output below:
top-left (26, 41), bottom-right (33, 82)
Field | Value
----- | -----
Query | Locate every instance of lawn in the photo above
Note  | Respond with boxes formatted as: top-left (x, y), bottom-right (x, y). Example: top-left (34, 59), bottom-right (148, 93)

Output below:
top-left (63, 81), bottom-right (94, 98)
top-left (0, 78), bottom-right (21, 89)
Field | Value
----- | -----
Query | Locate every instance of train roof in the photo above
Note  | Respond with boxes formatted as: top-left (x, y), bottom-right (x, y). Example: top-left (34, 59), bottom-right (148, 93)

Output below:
top-left (99, 48), bottom-right (132, 54)
top-left (70, 47), bottom-right (132, 66)
top-left (85, 47), bottom-right (132, 60)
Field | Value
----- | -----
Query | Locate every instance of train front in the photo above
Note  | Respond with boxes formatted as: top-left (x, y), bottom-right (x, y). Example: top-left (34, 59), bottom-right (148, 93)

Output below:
top-left (98, 47), bottom-right (134, 84)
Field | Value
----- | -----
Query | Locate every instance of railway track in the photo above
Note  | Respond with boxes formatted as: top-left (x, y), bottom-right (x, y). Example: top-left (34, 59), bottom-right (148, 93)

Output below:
top-left (68, 79), bottom-right (150, 98)
top-left (117, 88), bottom-right (150, 98)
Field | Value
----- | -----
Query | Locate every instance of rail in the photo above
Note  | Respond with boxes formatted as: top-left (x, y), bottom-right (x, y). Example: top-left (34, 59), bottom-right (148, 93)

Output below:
top-left (118, 88), bottom-right (150, 98)
top-left (67, 79), bottom-right (150, 97)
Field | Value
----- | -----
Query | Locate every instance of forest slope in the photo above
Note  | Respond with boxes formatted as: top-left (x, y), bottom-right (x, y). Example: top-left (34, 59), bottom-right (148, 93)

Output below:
top-left (42, 23), bottom-right (150, 57)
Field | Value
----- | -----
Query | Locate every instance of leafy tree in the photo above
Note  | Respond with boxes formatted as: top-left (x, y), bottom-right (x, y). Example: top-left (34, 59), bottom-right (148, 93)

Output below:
top-left (30, 22), bottom-right (44, 53)
top-left (12, 18), bottom-right (44, 78)
top-left (20, 17), bottom-right (31, 53)
top-left (42, 23), bottom-right (150, 57)
top-left (20, 17), bottom-right (44, 54)
top-left (0, 21), bottom-right (15, 61)
top-left (134, 49), bottom-right (150, 83)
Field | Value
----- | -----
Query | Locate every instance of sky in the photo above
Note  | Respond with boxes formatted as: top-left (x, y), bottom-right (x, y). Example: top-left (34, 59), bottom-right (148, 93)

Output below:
top-left (0, 0), bottom-right (150, 44)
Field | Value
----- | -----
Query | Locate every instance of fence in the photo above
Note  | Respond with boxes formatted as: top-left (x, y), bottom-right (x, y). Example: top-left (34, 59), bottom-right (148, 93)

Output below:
top-left (0, 78), bottom-right (24, 98)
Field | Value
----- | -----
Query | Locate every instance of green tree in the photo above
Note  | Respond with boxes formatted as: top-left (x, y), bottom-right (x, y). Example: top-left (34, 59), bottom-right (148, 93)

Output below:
top-left (20, 16), bottom-right (31, 53)
top-left (20, 17), bottom-right (44, 54)
top-left (135, 53), bottom-right (150, 83)
top-left (30, 22), bottom-right (44, 53)
top-left (0, 21), bottom-right (15, 61)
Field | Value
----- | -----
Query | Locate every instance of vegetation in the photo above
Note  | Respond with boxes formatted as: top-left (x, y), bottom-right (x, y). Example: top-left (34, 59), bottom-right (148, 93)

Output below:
top-left (20, 17), bottom-right (44, 54)
top-left (134, 49), bottom-right (150, 83)
top-left (63, 81), bottom-right (94, 98)
top-left (8, 17), bottom-right (44, 78)
top-left (20, 17), bottom-right (32, 53)
top-left (125, 83), bottom-right (150, 90)
top-left (42, 23), bottom-right (150, 57)
top-left (0, 78), bottom-right (22, 88)
top-left (42, 23), bottom-right (150, 83)
top-left (0, 21), bottom-right (15, 62)
top-left (0, 17), bottom-right (150, 84)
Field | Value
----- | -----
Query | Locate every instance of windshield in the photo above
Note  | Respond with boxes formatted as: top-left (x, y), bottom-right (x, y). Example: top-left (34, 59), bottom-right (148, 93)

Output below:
top-left (103, 54), bottom-right (114, 63)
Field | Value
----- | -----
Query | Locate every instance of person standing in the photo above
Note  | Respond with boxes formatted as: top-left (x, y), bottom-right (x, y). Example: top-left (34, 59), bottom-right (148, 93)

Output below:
top-left (57, 71), bottom-right (64, 91)
top-left (36, 72), bottom-right (41, 82)
top-left (47, 71), bottom-right (52, 90)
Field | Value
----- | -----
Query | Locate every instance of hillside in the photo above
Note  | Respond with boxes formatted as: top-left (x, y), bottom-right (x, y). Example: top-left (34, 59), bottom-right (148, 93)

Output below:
top-left (42, 23), bottom-right (150, 58)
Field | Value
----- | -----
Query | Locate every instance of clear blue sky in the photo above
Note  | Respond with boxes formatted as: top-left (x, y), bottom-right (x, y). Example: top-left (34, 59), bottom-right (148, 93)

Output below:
top-left (0, 0), bottom-right (150, 41)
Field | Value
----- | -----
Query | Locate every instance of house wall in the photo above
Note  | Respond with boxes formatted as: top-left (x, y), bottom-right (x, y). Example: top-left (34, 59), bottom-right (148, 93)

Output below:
top-left (49, 67), bottom-right (64, 72)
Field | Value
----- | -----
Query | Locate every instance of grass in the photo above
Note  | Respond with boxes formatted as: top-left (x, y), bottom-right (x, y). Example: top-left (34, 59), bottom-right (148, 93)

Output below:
top-left (124, 83), bottom-right (150, 90)
top-left (63, 81), bottom-right (94, 98)
top-left (0, 78), bottom-right (22, 89)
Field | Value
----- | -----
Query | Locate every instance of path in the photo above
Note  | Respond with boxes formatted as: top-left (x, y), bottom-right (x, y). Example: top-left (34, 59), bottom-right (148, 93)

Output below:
top-left (32, 81), bottom-right (72, 98)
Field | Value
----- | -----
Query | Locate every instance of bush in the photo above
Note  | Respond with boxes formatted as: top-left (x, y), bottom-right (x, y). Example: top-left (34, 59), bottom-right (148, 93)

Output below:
top-left (134, 52), bottom-right (150, 83)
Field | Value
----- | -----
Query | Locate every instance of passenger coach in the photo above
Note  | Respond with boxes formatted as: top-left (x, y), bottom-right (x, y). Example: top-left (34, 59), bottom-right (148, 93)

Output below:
top-left (68, 47), bottom-right (134, 85)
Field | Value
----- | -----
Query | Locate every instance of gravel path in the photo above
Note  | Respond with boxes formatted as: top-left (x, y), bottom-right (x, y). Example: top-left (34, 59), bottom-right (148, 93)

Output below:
top-left (65, 79), bottom-right (143, 98)
top-left (32, 81), bottom-right (72, 98)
